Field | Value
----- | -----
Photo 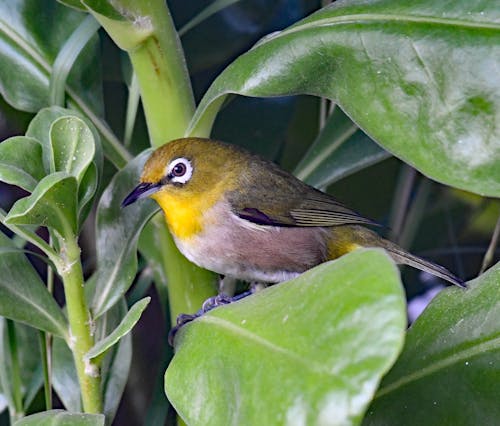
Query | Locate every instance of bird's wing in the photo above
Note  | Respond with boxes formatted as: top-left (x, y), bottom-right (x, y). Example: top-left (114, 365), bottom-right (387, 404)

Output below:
top-left (227, 159), bottom-right (377, 228)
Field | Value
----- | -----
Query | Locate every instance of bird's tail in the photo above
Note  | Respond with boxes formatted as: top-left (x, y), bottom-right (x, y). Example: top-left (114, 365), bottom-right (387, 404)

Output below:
top-left (328, 225), bottom-right (465, 287)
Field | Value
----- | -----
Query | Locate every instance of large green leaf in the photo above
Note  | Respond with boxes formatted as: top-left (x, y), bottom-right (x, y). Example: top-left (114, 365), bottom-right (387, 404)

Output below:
top-left (0, 1), bottom-right (129, 168)
top-left (0, 232), bottom-right (68, 338)
top-left (0, 1), bottom-right (102, 113)
top-left (0, 136), bottom-right (44, 192)
top-left (91, 150), bottom-right (158, 318)
top-left (364, 262), bottom-right (500, 426)
top-left (166, 248), bottom-right (406, 426)
top-left (294, 107), bottom-right (391, 188)
top-left (189, 0), bottom-right (500, 197)
top-left (5, 172), bottom-right (78, 238)
top-left (13, 410), bottom-right (104, 426)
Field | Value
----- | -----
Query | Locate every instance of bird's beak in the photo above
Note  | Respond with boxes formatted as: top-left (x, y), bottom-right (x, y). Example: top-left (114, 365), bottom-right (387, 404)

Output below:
top-left (122, 182), bottom-right (161, 207)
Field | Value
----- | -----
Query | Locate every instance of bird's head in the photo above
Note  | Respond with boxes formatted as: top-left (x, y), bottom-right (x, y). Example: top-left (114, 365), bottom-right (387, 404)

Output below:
top-left (122, 137), bottom-right (245, 238)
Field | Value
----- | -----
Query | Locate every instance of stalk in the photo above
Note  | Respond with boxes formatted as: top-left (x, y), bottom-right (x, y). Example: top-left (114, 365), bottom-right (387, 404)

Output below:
top-left (88, 0), bottom-right (216, 321)
top-left (58, 236), bottom-right (102, 413)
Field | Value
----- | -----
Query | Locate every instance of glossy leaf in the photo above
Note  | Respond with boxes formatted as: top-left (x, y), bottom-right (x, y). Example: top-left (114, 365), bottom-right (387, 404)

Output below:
top-left (0, 231), bottom-right (68, 338)
top-left (294, 108), bottom-right (391, 188)
top-left (50, 116), bottom-right (95, 183)
top-left (0, 136), bottom-right (45, 192)
top-left (5, 173), bottom-right (78, 237)
top-left (189, 0), bottom-right (500, 196)
top-left (13, 410), bottom-right (105, 426)
top-left (91, 150), bottom-right (158, 318)
top-left (166, 249), bottom-right (406, 426)
top-left (86, 297), bottom-right (150, 361)
top-left (364, 262), bottom-right (500, 426)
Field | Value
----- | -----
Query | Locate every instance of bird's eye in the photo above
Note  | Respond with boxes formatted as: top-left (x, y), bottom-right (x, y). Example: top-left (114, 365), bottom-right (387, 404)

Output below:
top-left (167, 157), bottom-right (193, 184)
top-left (172, 162), bottom-right (186, 177)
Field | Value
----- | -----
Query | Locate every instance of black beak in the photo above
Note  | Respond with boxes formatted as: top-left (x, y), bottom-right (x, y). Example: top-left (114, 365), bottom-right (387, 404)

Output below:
top-left (122, 182), bottom-right (161, 207)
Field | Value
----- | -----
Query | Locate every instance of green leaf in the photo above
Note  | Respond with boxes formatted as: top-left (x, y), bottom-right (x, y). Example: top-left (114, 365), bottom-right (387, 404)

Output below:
top-left (166, 248), bottom-right (406, 426)
top-left (52, 298), bottom-right (132, 420)
top-left (86, 297), bottom-right (150, 361)
top-left (56, 0), bottom-right (87, 12)
top-left (364, 262), bottom-right (500, 426)
top-left (0, 1), bottom-right (102, 114)
top-left (52, 337), bottom-right (81, 412)
top-left (0, 320), bottom-right (43, 414)
top-left (13, 410), bottom-right (105, 426)
top-left (0, 136), bottom-right (45, 192)
top-left (189, 0), bottom-right (500, 196)
top-left (0, 2), bottom-right (129, 168)
top-left (91, 150), bottom-right (158, 318)
top-left (294, 108), bottom-right (391, 188)
top-left (50, 116), bottom-right (95, 182)
top-left (0, 232), bottom-right (68, 338)
top-left (98, 299), bottom-right (132, 424)
top-left (5, 173), bottom-right (78, 238)
top-left (77, 162), bottom-right (98, 227)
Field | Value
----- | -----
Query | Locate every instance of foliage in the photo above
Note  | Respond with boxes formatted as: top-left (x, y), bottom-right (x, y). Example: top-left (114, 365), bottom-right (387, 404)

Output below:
top-left (0, 0), bottom-right (498, 425)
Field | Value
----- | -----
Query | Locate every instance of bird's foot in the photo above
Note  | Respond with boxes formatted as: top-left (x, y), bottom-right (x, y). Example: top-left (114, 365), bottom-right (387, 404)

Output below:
top-left (168, 291), bottom-right (253, 346)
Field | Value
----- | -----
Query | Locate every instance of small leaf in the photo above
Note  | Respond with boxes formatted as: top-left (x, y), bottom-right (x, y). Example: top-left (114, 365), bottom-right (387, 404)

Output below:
top-left (27, 107), bottom-right (81, 174)
top-left (294, 108), bottom-right (391, 188)
top-left (364, 262), bottom-right (500, 426)
top-left (50, 116), bottom-right (95, 182)
top-left (13, 410), bottom-right (105, 426)
top-left (91, 150), bottom-right (158, 317)
top-left (6, 172), bottom-right (78, 237)
top-left (0, 231), bottom-right (68, 338)
top-left (86, 297), bottom-right (150, 361)
top-left (166, 249), bottom-right (406, 426)
top-left (0, 136), bottom-right (45, 192)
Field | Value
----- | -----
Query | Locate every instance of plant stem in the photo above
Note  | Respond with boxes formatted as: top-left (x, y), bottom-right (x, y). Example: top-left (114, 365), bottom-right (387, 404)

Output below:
top-left (59, 236), bottom-right (102, 413)
top-left (88, 0), bottom-right (217, 323)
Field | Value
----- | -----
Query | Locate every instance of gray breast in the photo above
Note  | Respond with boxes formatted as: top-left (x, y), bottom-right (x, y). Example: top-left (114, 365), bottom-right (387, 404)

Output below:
top-left (176, 201), bottom-right (328, 283)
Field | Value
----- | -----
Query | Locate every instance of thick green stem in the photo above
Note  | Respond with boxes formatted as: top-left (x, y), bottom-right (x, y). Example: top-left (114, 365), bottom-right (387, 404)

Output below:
top-left (59, 237), bottom-right (102, 413)
top-left (89, 0), bottom-right (216, 322)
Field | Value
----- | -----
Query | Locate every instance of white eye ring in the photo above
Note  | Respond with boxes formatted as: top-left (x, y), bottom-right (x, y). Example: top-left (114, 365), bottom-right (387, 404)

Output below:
top-left (167, 157), bottom-right (193, 184)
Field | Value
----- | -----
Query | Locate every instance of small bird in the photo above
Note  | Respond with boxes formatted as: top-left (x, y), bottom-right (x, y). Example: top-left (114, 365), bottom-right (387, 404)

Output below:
top-left (123, 137), bottom-right (463, 294)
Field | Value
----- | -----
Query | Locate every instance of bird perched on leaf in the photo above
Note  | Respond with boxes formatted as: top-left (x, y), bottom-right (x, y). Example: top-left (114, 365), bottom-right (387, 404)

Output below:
top-left (123, 138), bottom-right (463, 336)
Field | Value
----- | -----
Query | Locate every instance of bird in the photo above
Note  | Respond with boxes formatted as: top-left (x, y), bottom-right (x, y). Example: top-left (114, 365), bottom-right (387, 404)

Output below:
top-left (122, 137), bottom-right (463, 331)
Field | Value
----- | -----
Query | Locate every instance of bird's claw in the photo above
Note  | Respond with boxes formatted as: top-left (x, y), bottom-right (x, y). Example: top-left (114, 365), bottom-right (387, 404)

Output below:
top-left (168, 291), bottom-right (254, 347)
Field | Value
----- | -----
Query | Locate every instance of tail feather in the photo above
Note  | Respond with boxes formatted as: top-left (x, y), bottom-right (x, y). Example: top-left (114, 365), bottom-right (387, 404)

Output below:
top-left (328, 225), bottom-right (465, 287)
top-left (382, 242), bottom-right (465, 287)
